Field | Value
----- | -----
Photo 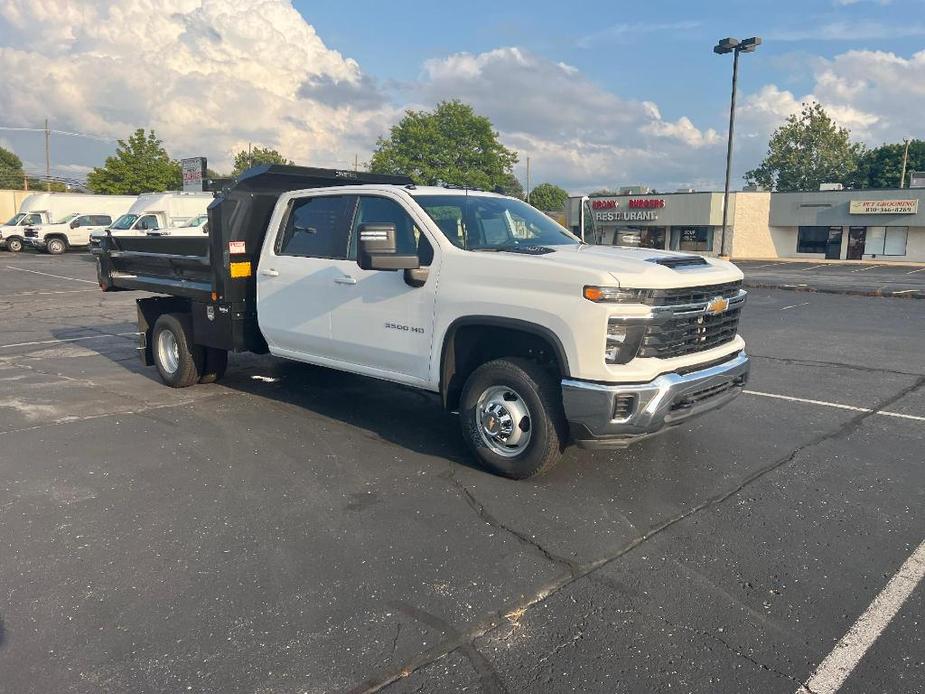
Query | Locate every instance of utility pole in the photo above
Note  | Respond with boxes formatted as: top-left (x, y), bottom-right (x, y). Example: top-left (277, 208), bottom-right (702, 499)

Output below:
top-left (899, 139), bottom-right (910, 188)
top-left (248, 142), bottom-right (253, 168)
top-left (525, 156), bottom-right (531, 203)
top-left (44, 118), bottom-right (51, 191)
top-left (354, 153), bottom-right (358, 172)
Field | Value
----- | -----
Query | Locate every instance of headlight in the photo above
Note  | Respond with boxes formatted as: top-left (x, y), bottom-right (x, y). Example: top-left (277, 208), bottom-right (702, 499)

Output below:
top-left (583, 285), bottom-right (644, 303)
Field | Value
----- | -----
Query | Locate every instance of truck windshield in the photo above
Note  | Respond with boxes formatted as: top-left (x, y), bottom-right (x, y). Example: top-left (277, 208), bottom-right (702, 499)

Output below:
top-left (111, 214), bottom-right (139, 230)
top-left (4, 213), bottom-right (25, 226)
top-left (414, 194), bottom-right (580, 251)
top-left (183, 214), bottom-right (208, 227)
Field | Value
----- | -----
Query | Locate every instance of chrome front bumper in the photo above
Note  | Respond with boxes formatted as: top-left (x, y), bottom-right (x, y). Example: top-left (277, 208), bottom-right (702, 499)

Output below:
top-left (562, 351), bottom-right (750, 449)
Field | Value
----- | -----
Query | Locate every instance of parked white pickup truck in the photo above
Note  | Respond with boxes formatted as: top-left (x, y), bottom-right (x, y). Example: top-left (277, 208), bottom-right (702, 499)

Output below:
top-left (97, 165), bottom-right (749, 479)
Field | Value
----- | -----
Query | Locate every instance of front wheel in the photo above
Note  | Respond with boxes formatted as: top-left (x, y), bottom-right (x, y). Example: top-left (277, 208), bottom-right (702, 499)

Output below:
top-left (152, 313), bottom-right (203, 388)
top-left (459, 358), bottom-right (567, 479)
top-left (5, 237), bottom-right (23, 253)
top-left (46, 238), bottom-right (66, 255)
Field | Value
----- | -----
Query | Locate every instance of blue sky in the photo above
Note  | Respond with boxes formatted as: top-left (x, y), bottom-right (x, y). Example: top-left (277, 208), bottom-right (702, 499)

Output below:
top-left (303, 0), bottom-right (924, 133)
top-left (1, 0), bottom-right (923, 192)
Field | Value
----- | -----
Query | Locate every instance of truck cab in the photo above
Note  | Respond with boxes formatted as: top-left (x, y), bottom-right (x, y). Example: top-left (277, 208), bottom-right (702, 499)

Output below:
top-left (98, 166), bottom-right (749, 479)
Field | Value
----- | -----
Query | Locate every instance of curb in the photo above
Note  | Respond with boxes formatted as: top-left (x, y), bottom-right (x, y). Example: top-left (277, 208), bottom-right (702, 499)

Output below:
top-left (743, 281), bottom-right (924, 300)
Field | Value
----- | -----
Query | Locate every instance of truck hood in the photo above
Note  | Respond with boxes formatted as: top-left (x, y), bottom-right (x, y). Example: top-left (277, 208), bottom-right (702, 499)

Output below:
top-left (497, 244), bottom-right (743, 289)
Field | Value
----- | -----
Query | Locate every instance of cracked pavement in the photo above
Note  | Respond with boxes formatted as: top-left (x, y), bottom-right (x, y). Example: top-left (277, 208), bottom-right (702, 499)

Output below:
top-left (1, 253), bottom-right (923, 693)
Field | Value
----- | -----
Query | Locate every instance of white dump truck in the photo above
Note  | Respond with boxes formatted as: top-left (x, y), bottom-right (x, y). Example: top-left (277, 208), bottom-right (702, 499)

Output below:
top-left (97, 166), bottom-right (749, 479)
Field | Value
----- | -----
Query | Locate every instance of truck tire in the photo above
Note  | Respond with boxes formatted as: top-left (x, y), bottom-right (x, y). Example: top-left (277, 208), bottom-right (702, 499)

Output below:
top-left (459, 358), bottom-right (566, 479)
top-left (46, 238), bottom-right (66, 255)
top-left (152, 313), bottom-right (203, 388)
top-left (199, 347), bottom-right (228, 384)
top-left (6, 237), bottom-right (23, 253)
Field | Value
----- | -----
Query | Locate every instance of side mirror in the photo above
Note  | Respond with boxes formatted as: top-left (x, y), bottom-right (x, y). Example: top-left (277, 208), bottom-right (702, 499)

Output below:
top-left (357, 223), bottom-right (419, 271)
top-left (70, 220), bottom-right (80, 229)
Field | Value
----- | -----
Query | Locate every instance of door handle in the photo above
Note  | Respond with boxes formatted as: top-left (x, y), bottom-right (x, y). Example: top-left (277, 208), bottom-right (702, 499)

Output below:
top-left (260, 268), bottom-right (279, 277)
top-left (334, 276), bottom-right (357, 285)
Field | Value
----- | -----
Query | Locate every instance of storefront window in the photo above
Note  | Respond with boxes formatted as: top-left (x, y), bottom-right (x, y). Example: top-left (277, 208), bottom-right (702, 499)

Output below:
top-left (797, 226), bottom-right (829, 254)
top-left (670, 226), bottom-right (713, 252)
top-left (864, 226), bottom-right (908, 256)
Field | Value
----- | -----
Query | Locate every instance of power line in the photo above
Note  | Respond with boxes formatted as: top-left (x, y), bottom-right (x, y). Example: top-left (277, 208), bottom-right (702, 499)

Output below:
top-left (0, 126), bottom-right (117, 142)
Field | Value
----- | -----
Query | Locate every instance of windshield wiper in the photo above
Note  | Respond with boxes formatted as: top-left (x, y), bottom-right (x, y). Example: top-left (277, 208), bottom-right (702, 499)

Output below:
top-left (470, 243), bottom-right (555, 255)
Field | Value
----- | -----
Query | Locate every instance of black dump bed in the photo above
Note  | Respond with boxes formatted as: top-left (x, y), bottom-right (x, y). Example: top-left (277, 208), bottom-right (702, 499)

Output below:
top-left (98, 164), bottom-right (412, 352)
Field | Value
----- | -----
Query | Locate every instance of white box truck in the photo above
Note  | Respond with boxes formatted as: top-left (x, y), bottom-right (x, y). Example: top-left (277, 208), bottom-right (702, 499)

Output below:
top-left (1, 192), bottom-right (126, 252)
top-left (22, 195), bottom-right (137, 254)
top-left (89, 192), bottom-right (214, 250)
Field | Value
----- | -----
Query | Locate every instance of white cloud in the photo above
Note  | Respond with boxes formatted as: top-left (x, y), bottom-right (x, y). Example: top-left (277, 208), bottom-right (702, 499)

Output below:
top-left (418, 47), bottom-right (725, 191)
top-left (0, 0), bottom-right (398, 172)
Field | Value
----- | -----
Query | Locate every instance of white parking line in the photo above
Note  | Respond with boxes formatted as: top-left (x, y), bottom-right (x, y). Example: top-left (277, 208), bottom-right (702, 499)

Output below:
top-left (904, 267), bottom-right (925, 274)
top-left (779, 302), bottom-right (810, 311)
top-left (0, 333), bottom-right (137, 350)
top-left (850, 265), bottom-right (881, 273)
top-left (796, 539), bottom-right (925, 694)
top-left (800, 264), bottom-right (828, 271)
top-left (892, 289), bottom-right (919, 295)
top-left (4, 265), bottom-right (97, 284)
top-left (744, 390), bottom-right (925, 423)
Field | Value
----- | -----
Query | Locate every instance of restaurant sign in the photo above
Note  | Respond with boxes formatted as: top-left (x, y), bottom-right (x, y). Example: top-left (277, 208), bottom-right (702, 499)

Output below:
top-left (849, 199), bottom-right (919, 215)
top-left (592, 198), bottom-right (666, 222)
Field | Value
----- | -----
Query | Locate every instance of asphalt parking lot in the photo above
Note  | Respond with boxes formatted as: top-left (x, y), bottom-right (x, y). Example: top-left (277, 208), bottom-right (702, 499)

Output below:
top-left (736, 259), bottom-right (925, 298)
top-left (1, 252), bottom-right (923, 694)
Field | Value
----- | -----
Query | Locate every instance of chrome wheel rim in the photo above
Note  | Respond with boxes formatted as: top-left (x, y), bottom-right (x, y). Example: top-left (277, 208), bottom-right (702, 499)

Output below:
top-left (476, 385), bottom-right (532, 457)
top-left (156, 329), bottom-right (180, 375)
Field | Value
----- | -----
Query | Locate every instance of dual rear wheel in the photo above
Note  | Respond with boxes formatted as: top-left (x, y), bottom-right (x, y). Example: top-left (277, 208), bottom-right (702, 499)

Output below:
top-left (152, 313), bottom-right (227, 387)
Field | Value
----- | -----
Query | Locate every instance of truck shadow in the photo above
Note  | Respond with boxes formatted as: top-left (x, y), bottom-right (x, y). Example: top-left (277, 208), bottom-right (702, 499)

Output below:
top-left (59, 327), bottom-right (480, 470)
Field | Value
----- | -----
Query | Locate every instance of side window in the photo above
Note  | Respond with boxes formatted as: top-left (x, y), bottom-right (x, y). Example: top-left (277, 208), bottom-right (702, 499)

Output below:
top-left (137, 215), bottom-right (159, 230)
top-left (25, 213), bottom-right (43, 225)
top-left (74, 215), bottom-right (92, 227)
top-left (348, 196), bottom-right (433, 267)
top-left (91, 215), bottom-right (112, 226)
top-left (277, 195), bottom-right (352, 258)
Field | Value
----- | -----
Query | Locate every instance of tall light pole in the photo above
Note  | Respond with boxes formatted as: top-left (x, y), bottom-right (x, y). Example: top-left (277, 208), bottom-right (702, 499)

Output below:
top-left (714, 36), bottom-right (761, 257)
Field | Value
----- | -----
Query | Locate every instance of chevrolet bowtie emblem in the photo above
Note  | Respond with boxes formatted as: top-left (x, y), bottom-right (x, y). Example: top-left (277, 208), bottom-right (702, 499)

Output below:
top-left (705, 296), bottom-right (729, 315)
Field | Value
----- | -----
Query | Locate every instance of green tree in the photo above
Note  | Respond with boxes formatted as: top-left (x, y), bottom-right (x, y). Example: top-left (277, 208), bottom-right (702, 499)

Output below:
top-left (850, 139), bottom-right (925, 189)
top-left (497, 172), bottom-right (525, 199)
top-left (87, 129), bottom-right (181, 194)
top-left (745, 102), bottom-right (865, 192)
top-left (0, 146), bottom-right (26, 189)
top-left (369, 100), bottom-right (518, 190)
top-left (231, 147), bottom-right (293, 176)
top-left (528, 182), bottom-right (569, 211)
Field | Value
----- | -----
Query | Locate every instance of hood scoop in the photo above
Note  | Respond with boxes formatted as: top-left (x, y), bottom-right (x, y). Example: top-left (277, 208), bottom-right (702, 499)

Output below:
top-left (646, 255), bottom-right (708, 269)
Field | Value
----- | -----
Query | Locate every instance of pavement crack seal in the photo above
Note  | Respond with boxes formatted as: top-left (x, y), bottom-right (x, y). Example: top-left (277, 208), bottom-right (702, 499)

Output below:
top-left (446, 469), bottom-right (580, 578)
top-left (348, 602), bottom-right (507, 694)
top-left (349, 375), bottom-right (925, 694)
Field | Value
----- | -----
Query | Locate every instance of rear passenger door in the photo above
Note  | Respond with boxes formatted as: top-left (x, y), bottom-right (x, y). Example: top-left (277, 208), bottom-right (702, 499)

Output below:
top-left (257, 194), bottom-right (355, 360)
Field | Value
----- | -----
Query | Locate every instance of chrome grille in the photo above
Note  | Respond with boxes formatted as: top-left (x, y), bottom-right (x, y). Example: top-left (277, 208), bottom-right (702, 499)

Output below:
top-left (636, 280), bottom-right (743, 307)
top-left (639, 304), bottom-right (742, 359)
top-left (24, 229), bottom-right (38, 238)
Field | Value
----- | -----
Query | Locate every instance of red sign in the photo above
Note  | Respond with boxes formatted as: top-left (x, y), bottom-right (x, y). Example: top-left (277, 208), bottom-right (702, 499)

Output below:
top-left (628, 198), bottom-right (665, 209)
top-left (591, 199), bottom-right (618, 209)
